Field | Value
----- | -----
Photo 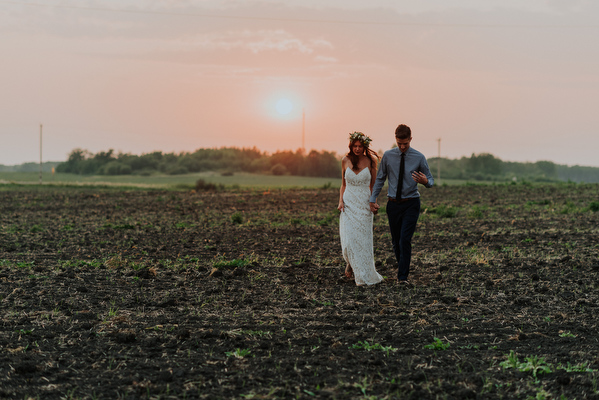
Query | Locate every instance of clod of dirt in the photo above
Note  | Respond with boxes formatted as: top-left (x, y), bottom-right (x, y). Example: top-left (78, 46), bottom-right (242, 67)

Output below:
top-left (136, 267), bottom-right (157, 279)
top-left (175, 328), bottom-right (191, 340)
top-left (513, 297), bottom-right (531, 306)
top-left (156, 371), bottom-right (173, 382)
top-left (456, 388), bottom-right (477, 399)
top-left (441, 296), bottom-right (457, 304)
top-left (556, 374), bottom-right (571, 385)
top-left (157, 298), bottom-right (177, 307)
top-left (536, 285), bottom-right (549, 293)
top-left (75, 311), bottom-right (97, 320)
top-left (78, 322), bottom-right (95, 330)
top-left (14, 362), bottom-right (38, 375)
top-left (411, 370), bottom-right (427, 382)
top-left (114, 331), bottom-right (137, 343)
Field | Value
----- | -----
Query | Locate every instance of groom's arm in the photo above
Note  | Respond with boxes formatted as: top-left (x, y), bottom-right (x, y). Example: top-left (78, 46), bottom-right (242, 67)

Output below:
top-left (420, 156), bottom-right (434, 188)
top-left (369, 154), bottom-right (387, 206)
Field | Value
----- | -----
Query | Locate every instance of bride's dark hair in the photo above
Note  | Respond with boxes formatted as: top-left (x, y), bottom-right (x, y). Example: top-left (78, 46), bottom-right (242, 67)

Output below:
top-left (347, 138), bottom-right (379, 171)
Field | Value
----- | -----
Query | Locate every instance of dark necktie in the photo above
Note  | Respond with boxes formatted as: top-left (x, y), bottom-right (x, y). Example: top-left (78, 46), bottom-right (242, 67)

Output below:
top-left (398, 152), bottom-right (405, 199)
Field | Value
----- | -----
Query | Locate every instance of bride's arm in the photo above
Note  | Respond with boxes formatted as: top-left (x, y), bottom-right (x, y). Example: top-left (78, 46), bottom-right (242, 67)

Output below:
top-left (338, 157), bottom-right (348, 212)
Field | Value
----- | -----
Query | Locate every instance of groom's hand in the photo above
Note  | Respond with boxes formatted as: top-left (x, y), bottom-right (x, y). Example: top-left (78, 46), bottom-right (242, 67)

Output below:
top-left (412, 171), bottom-right (428, 185)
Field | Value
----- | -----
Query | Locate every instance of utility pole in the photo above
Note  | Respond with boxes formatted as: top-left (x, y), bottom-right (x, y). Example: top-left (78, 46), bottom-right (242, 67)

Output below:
top-left (39, 124), bottom-right (43, 185)
top-left (437, 138), bottom-right (441, 185)
top-left (302, 108), bottom-right (305, 152)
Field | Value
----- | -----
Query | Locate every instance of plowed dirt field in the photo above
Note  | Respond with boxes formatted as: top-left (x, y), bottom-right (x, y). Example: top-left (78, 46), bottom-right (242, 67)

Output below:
top-left (1, 183), bottom-right (599, 399)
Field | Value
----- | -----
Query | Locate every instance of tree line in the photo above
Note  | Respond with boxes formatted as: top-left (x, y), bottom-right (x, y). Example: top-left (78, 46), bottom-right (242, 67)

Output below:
top-left (429, 153), bottom-right (599, 183)
top-left (51, 147), bottom-right (599, 183)
top-left (55, 147), bottom-right (340, 178)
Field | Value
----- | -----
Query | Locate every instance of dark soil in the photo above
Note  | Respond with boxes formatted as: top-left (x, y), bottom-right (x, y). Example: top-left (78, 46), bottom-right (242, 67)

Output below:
top-left (1, 183), bottom-right (599, 399)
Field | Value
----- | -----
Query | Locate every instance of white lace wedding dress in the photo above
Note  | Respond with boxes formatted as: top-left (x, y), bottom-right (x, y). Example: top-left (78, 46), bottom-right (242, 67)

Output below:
top-left (340, 167), bottom-right (383, 286)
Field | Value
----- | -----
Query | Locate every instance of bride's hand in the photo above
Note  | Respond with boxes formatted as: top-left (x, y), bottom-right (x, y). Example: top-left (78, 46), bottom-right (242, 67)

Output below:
top-left (338, 202), bottom-right (344, 212)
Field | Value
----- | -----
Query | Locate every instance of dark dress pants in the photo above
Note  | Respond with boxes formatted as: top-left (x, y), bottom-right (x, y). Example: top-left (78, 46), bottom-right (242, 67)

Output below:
top-left (386, 197), bottom-right (420, 281)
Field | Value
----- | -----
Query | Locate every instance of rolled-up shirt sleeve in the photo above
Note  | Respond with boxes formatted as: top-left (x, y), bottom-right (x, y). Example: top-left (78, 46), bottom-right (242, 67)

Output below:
top-left (420, 158), bottom-right (434, 188)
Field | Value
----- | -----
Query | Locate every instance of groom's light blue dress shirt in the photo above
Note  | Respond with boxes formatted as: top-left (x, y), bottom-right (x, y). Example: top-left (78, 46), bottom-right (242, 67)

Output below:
top-left (369, 147), bottom-right (434, 203)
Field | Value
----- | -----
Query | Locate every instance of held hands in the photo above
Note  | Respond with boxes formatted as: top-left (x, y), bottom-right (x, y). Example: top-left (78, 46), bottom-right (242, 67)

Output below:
top-left (341, 201), bottom-right (379, 214)
top-left (369, 202), bottom-right (379, 215)
top-left (412, 171), bottom-right (428, 185)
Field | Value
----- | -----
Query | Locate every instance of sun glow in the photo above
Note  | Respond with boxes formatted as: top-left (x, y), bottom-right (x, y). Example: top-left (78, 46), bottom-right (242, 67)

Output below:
top-left (264, 92), bottom-right (303, 122)
top-left (275, 98), bottom-right (293, 115)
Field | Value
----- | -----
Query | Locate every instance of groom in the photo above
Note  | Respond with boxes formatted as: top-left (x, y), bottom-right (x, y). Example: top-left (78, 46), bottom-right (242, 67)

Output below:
top-left (369, 124), bottom-right (434, 285)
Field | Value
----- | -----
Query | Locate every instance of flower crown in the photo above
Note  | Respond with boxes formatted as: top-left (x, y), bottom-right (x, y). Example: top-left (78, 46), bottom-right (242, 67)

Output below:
top-left (349, 131), bottom-right (372, 146)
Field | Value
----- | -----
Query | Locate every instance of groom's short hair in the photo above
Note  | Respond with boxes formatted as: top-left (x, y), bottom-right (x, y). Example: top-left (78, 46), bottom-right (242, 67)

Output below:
top-left (395, 124), bottom-right (411, 139)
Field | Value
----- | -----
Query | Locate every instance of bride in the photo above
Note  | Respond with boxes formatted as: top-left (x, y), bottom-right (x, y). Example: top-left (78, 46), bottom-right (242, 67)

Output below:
top-left (338, 132), bottom-right (384, 286)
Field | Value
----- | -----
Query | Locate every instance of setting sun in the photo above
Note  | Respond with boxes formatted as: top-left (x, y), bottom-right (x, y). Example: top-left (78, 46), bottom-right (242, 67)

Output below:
top-left (275, 98), bottom-right (293, 115)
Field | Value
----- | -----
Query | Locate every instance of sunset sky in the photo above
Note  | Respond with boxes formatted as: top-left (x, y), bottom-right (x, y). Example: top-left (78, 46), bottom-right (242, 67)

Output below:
top-left (1, 0), bottom-right (598, 167)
